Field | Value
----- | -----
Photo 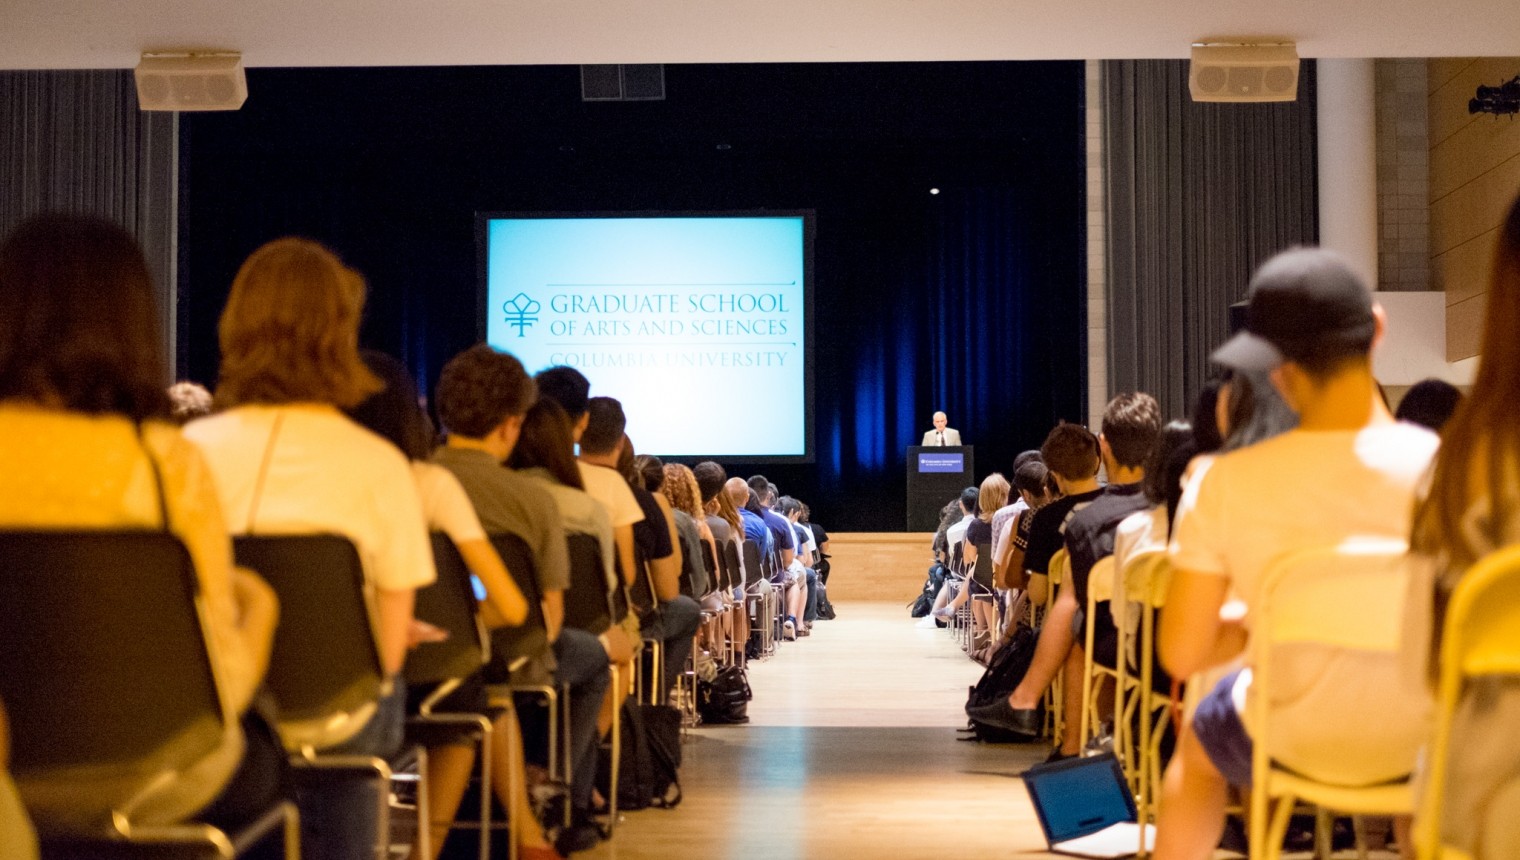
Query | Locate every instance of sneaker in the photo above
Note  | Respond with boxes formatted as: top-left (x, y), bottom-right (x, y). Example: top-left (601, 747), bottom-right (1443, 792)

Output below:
top-left (914, 616), bottom-right (939, 629)
top-left (932, 605), bottom-right (955, 621)
top-left (782, 619), bottom-right (797, 640)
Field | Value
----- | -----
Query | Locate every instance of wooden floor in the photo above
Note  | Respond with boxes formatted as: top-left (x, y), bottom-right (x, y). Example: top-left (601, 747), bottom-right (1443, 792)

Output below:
top-left (580, 602), bottom-right (1402, 860)
top-left (583, 601), bottom-right (1058, 860)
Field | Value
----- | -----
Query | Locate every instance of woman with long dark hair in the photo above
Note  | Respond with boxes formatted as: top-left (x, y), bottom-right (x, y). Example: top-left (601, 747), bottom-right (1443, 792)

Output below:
top-left (0, 214), bottom-right (278, 840)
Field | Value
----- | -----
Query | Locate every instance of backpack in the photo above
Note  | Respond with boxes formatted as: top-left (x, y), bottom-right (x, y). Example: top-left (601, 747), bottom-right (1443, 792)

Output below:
top-left (597, 701), bottom-right (683, 812)
top-left (909, 562), bottom-right (947, 617)
top-left (963, 625), bottom-right (1040, 742)
top-left (815, 578), bottom-right (837, 620)
top-left (697, 664), bottom-right (752, 724)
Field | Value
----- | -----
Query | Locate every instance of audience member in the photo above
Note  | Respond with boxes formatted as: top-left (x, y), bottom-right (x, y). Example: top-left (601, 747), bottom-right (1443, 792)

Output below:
top-left (0, 214), bottom-right (280, 838)
top-left (576, 397), bottom-right (645, 594)
top-left (622, 445), bottom-right (702, 697)
top-left (994, 459), bottom-right (1054, 589)
top-left (968, 394), bottom-right (1160, 758)
top-left (431, 345), bottom-right (615, 855)
top-left (185, 236), bottom-right (435, 859)
top-left (961, 473), bottom-right (1010, 655)
top-left (1218, 368), bottom-right (1298, 451)
top-left (345, 351), bottom-right (556, 860)
top-left (1394, 377), bottom-right (1463, 433)
top-left (661, 462), bottom-right (716, 599)
top-left (1153, 248), bottom-right (1438, 860)
top-left (166, 380), bottom-right (214, 424)
top-left (1405, 193), bottom-right (1520, 856)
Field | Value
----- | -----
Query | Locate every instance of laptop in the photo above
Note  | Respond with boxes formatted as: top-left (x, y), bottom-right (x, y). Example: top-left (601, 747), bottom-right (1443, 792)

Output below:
top-left (1020, 753), bottom-right (1156, 858)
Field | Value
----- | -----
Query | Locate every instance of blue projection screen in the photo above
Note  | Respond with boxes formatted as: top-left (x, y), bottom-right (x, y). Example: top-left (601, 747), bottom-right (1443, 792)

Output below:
top-left (479, 214), bottom-right (813, 460)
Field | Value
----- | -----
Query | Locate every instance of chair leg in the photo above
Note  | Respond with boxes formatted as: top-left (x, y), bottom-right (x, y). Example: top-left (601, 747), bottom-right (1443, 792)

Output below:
top-left (606, 664), bottom-right (622, 837)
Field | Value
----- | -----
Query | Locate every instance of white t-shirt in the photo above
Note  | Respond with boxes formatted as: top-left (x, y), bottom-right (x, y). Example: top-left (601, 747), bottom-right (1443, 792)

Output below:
top-left (946, 512), bottom-right (971, 555)
top-left (412, 461), bottom-right (487, 544)
top-left (186, 404), bottom-right (436, 594)
top-left (1169, 421), bottom-right (1439, 784)
top-left (577, 461), bottom-right (645, 528)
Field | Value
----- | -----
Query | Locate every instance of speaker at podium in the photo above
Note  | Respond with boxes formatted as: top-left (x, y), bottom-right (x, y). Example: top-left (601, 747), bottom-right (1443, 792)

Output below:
top-left (906, 445), bottom-right (975, 531)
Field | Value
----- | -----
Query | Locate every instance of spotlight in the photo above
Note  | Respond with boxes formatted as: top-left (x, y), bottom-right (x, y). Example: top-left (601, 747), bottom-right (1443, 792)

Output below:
top-left (1469, 75), bottom-right (1520, 116)
top-left (929, 188), bottom-right (940, 195)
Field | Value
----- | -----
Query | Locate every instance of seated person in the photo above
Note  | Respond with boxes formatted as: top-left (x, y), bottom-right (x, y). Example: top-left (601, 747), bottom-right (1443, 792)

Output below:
top-left (963, 422), bottom-right (1104, 744)
top-left (345, 351), bottom-right (562, 860)
top-left (617, 444), bottom-right (701, 698)
top-left (186, 237), bottom-right (436, 860)
top-left (0, 214), bottom-right (279, 841)
top-left (432, 346), bottom-right (620, 855)
top-left (931, 487), bottom-right (986, 620)
top-left (1153, 248), bottom-right (1438, 859)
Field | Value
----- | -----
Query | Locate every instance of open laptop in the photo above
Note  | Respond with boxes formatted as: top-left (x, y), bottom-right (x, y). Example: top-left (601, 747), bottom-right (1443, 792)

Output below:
top-left (1020, 753), bottom-right (1156, 858)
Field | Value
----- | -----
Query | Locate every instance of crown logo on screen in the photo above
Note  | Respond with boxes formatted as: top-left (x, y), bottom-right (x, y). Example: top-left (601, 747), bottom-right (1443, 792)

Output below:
top-left (502, 293), bottom-right (542, 337)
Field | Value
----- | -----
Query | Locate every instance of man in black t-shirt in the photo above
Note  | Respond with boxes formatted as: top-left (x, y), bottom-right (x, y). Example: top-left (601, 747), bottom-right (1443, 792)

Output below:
top-left (629, 450), bottom-right (702, 700)
top-left (970, 396), bottom-right (1162, 758)
top-left (967, 421), bottom-right (1103, 743)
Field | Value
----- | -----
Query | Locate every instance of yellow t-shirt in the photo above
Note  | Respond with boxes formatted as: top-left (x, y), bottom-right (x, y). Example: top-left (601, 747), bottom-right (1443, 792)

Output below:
top-left (0, 404), bottom-right (253, 829)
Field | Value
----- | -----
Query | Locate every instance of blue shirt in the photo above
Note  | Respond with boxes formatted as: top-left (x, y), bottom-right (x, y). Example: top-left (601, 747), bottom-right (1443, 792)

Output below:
top-left (738, 508), bottom-right (772, 553)
top-left (760, 507), bottom-right (795, 553)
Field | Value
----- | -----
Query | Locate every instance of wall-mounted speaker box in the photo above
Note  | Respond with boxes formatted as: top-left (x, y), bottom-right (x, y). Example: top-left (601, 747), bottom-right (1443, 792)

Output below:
top-left (580, 64), bottom-right (666, 101)
top-left (135, 53), bottom-right (247, 111)
top-left (1189, 44), bottom-right (1299, 103)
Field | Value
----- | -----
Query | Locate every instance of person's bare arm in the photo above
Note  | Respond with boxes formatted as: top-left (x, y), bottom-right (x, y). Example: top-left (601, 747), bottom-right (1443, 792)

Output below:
top-left (375, 587), bottom-right (417, 676)
top-left (456, 538), bottom-right (529, 627)
top-left (613, 525), bottom-right (637, 588)
top-left (993, 512), bottom-right (1022, 588)
top-left (541, 589), bottom-right (564, 643)
top-left (780, 546), bottom-right (796, 568)
top-left (1159, 568), bottom-right (1246, 678)
top-left (648, 496), bottom-right (683, 602)
top-left (230, 567), bottom-right (279, 685)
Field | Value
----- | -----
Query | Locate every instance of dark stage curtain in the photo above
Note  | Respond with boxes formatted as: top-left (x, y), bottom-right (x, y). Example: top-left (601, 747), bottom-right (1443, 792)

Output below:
top-left (0, 71), bottom-right (179, 376)
top-left (1102, 60), bottom-right (1319, 420)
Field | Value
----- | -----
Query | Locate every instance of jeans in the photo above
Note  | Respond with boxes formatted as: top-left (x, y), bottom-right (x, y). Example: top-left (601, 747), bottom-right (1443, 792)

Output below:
top-left (641, 595), bottom-right (702, 697)
top-left (295, 679), bottom-right (406, 860)
top-left (552, 628), bottom-right (612, 812)
top-left (803, 567), bottom-right (819, 623)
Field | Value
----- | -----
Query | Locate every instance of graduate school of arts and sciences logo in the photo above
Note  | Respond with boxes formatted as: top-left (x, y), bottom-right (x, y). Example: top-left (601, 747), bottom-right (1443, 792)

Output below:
top-left (502, 292), bottom-right (541, 337)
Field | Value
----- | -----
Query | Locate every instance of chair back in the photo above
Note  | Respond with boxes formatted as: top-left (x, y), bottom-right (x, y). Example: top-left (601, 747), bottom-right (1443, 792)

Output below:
top-left (0, 531), bottom-right (226, 829)
top-left (1089, 556), bottom-right (1116, 604)
top-left (486, 533), bottom-right (548, 674)
top-left (405, 533), bottom-right (488, 688)
top-left (741, 540), bottom-right (764, 588)
top-left (1048, 549), bottom-right (1068, 586)
top-left (700, 540), bottom-right (720, 596)
top-left (1251, 537), bottom-right (1416, 787)
top-left (1419, 544), bottom-right (1520, 860)
top-left (233, 534), bottom-right (384, 752)
top-left (564, 532), bottom-right (614, 634)
top-left (722, 539), bottom-right (742, 591)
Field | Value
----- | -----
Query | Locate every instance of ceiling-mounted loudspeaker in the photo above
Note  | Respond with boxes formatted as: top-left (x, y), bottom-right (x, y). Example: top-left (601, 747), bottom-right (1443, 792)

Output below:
top-left (1189, 43), bottom-right (1299, 103)
top-left (135, 53), bottom-right (247, 111)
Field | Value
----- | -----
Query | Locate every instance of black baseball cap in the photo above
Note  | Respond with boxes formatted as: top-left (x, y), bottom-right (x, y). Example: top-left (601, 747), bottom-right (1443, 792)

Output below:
top-left (1211, 247), bottom-right (1376, 371)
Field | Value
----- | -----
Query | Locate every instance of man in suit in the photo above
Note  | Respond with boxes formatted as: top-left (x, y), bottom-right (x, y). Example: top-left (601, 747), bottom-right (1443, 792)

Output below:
top-left (922, 411), bottom-right (962, 446)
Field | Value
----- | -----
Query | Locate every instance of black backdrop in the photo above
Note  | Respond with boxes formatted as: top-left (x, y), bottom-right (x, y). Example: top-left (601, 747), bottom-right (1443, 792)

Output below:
top-left (180, 62), bottom-right (1086, 531)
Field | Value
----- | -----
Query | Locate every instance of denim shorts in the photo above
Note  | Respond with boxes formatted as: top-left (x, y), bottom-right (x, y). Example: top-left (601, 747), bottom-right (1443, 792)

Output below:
top-left (1192, 669), bottom-right (1253, 787)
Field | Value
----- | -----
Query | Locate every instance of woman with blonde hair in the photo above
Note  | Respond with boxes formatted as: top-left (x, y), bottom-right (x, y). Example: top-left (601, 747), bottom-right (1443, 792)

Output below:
top-left (185, 237), bottom-right (436, 860)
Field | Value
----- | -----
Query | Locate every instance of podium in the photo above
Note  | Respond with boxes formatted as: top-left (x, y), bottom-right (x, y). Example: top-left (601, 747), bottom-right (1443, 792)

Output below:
top-left (906, 445), bottom-right (975, 531)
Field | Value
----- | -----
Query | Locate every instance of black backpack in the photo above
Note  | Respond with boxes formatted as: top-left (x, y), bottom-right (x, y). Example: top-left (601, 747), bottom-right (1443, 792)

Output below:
top-left (815, 578), bottom-right (837, 620)
top-left (963, 625), bottom-right (1040, 742)
top-left (598, 701), bottom-right (683, 811)
top-left (697, 664), bottom-right (752, 724)
top-left (909, 562), bottom-right (947, 617)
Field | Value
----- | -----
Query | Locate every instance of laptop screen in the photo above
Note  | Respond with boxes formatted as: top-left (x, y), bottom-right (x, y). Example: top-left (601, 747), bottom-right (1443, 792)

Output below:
top-left (1021, 754), bottom-right (1136, 842)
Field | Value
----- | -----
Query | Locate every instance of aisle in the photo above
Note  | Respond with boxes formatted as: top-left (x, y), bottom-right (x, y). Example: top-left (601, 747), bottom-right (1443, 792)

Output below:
top-left (582, 601), bottom-right (1058, 860)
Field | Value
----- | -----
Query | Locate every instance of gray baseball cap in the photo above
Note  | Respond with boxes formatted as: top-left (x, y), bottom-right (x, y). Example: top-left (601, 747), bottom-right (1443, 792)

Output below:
top-left (1212, 247), bottom-right (1376, 371)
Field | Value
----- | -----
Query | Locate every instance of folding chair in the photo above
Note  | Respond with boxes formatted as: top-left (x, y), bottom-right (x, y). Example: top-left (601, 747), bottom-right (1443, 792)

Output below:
top-left (1043, 549), bottom-right (1070, 742)
top-left (0, 531), bottom-right (297, 860)
top-left (1248, 537), bottom-right (1418, 860)
top-left (402, 534), bottom-right (498, 860)
top-left (741, 541), bottom-right (773, 657)
top-left (1079, 556), bottom-right (1120, 747)
top-left (1416, 544), bottom-right (1520, 860)
top-left (233, 535), bottom-right (398, 860)
top-left (1115, 548), bottom-right (1172, 853)
top-left (486, 534), bottom-right (564, 788)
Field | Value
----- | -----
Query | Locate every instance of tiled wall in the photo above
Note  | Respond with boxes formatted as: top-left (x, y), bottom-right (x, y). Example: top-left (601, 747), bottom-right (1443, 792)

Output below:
top-left (1375, 59), bottom-right (1432, 292)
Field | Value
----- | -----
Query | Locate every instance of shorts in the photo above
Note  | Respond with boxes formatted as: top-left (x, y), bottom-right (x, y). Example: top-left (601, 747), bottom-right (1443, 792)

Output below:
top-left (1192, 669), bottom-right (1253, 787)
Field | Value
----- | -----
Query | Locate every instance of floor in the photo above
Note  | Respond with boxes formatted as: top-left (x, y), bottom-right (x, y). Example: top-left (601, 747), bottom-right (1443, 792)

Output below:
top-left (581, 601), bottom-right (1062, 860)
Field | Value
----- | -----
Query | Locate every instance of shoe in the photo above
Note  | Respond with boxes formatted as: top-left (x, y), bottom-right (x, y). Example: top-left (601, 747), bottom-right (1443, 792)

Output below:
top-left (553, 822), bottom-right (602, 855)
top-left (964, 698), bottom-right (1041, 737)
top-left (782, 620), bottom-right (797, 641)
top-left (914, 616), bottom-right (939, 629)
top-left (1043, 747), bottom-right (1078, 764)
top-left (932, 605), bottom-right (955, 620)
